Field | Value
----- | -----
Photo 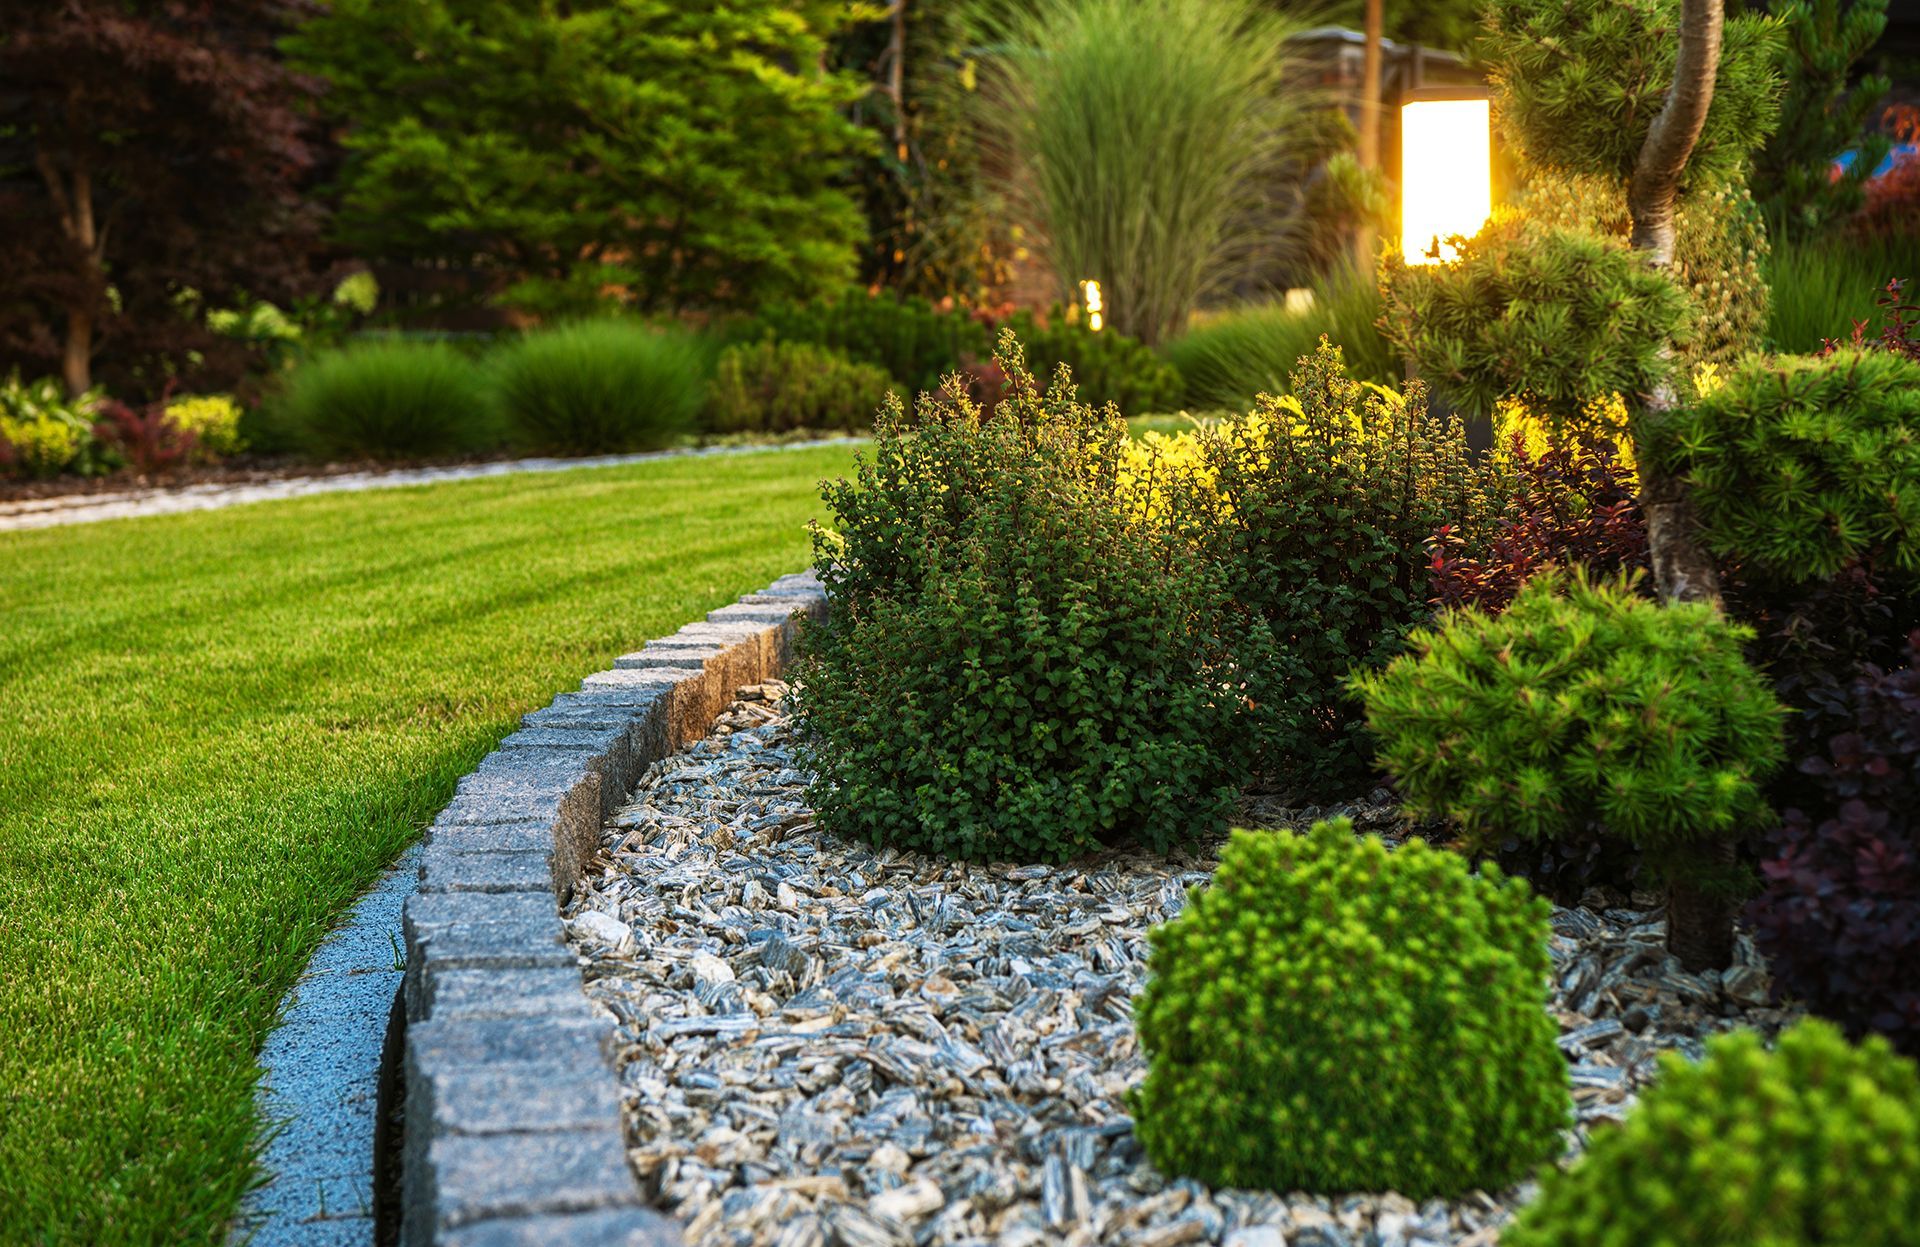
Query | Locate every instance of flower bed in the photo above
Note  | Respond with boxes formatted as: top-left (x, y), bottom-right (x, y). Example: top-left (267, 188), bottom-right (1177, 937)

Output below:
top-left (564, 686), bottom-right (1797, 1247)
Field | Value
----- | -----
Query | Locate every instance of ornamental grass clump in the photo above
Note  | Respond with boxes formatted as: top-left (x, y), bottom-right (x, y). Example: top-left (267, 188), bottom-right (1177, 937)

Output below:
top-left (492, 319), bottom-right (706, 454)
top-left (1353, 572), bottom-right (1785, 963)
top-left (1131, 819), bottom-right (1569, 1198)
top-left (791, 333), bottom-right (1261, 863)
top-left (1648, 349), bottom-right (1920, 582)
top-left (1503, 1018), bottom-right (1920, 1247)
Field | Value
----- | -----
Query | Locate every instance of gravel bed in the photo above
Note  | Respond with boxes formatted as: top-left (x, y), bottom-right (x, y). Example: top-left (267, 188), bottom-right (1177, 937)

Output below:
top-left (564, 684), bottom-right (1798, 1247)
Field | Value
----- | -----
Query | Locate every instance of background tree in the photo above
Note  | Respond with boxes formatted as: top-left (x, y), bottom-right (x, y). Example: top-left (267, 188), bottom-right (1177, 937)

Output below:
top-left (0, 0), bottom-right (322, 397)
top-left (285, 0), bottom-right (874, 318)
top-left (1747, 0), bottom-right (1891, 241)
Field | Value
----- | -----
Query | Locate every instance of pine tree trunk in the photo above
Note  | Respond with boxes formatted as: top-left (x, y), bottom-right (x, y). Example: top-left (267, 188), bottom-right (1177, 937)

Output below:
top-left (1626, 0), bottom-right (1737, 972)
top-left (63, 309), bottom-right (92, 399)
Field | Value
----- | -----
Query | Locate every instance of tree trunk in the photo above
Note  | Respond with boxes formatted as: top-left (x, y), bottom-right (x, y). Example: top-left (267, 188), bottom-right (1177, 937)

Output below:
top-left (37, 145), bottom-right (101, 397)
top-left (1353, 0), bottom-right (1384, 270)
top-left (1626, 0), bottom-right (1734, 971)
top-left (63, 310), bottom-right (93, 398)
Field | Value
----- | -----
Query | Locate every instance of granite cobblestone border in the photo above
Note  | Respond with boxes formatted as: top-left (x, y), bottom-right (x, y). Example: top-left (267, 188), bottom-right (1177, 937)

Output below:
top-left (241, 569), bottom-right (825, 1247)
top-left (399, 570), bottom-right (825, 1247)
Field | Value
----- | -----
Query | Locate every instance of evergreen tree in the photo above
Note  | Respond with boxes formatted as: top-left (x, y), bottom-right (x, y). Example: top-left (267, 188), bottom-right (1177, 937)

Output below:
top-left (1748, 0), bottom-right (1891, 240)
top-left (285, 0), bottom-right (874, 316)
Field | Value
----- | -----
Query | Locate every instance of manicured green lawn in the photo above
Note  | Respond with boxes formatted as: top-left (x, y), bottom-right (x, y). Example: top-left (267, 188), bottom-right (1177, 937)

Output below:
top-left (0, 445), bottom-right (850, 1244)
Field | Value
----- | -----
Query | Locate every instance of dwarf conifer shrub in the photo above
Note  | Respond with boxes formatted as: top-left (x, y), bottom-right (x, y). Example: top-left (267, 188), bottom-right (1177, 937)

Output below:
top-left (1381, 218), bottom-right (1692, 424)
top-left (792, 335), bottom-right (1261, 862)
top-left (1353, 573), bottom-right (1785, 887)
top-left (1648, 349), bottom-right (1920, 582)
top-left (1131, 819), bottom-right (1568, 1198)
top-left (1189, 340), bottom-right (1496, 797)
top-left (1504, 1018), bottom-right (1920, 1247)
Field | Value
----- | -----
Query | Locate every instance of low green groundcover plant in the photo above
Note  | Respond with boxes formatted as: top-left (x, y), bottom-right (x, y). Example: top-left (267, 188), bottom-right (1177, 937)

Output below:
top-left (1649, 349), bottom-right (1920, 582)
top-left (0, 372), bottom-right (110, 477)
top-left (705, 340), bottom-right (897, 434)
top-left (792, 335), bottom-right (1260, 862)
top-left (1504, 1018), bottom-right (1920, 1247)
top-left (1131, 818), bottom-right (1569, 1198)
top-left (1355, 571), bottom-right (1783, 881)
top-left (274, 338), bottom-right (495, 461)
top-left (491, 319), bottom-right (707, 455)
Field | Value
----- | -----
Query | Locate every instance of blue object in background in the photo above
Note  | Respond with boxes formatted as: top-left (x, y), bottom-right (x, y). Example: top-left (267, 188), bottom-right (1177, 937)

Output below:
top-left (1835, 144), bottom-right (1920, 178)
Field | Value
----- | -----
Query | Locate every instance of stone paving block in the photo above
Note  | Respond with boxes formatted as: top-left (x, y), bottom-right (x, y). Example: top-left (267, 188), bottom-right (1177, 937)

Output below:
top-left (417, 848), bottom-right (557, 897)
top-left (407, 1015), bottom-right (613, 1070)
top-left (706, 602), bottom-right (805, 626)
top-left (420, 967), bottom-right (597, 1022)
top-left (404, 1129), bottom-right (642, 1246)
top-left (406, 890), bottom-right (558, 931)
top-left (404, 917), bottom-right (573, 1022)
top-left (612, 644), bottom-right (724, 670)
top-left (423, 821), bottom-right (559, 855)
top-left (410, 1061), bottom-right (622, 1136)
top-left (442, 1208), bottom-right (678, 1247)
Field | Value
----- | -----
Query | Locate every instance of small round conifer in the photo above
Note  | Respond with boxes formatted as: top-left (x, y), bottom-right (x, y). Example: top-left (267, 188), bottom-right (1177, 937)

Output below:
top-left (1130, 819), bottom-right (1569, 1198)
top-left (1504, 1018), bottom-right (1920, 1247)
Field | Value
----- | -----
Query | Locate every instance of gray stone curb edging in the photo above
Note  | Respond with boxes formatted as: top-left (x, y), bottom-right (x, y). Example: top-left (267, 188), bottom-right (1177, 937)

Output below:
top-left (401, 570), bottom-right (825, 1247)
top-left (237, 570), bottom-right (825, 1247)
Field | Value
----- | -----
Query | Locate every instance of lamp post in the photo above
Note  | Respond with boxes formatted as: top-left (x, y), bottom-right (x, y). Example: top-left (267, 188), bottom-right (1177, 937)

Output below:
top-left (1399, 87), bottom-right (1494, 265)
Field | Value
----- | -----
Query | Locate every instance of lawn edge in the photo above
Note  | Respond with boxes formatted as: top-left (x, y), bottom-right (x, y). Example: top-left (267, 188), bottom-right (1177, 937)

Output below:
top-left (235, 569), bottom-right (826, 1247)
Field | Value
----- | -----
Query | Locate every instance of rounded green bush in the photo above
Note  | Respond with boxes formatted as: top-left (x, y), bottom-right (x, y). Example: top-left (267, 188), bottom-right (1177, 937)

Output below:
top-left (1351, 572), bottom-right (1784, 869)
top-left (492, 320), bottom-right (706, 454)
top-left (277, 339), bottom-right (495, 461)
top-left (1505, 1018), bottom-right (1920, 1247)
top-left (1131, 818), bottom-right (1569, 1197)
top-left (705, 340), bottom-right (897, 433)
top-left (1650, 349), bottom-right (1920, 583)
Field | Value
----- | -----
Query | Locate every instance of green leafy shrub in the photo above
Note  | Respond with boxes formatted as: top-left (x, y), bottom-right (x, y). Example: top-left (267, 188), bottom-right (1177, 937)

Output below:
top-left (1649, 349), bottom-right (1920, 582)
top-left (1189, 340), bottom-right (1496, 798)
top-left (791, 335), bottom-right (1261, 862)
top-left (275, 339), bottom-right (495, 462)
top-left (704, 341), bottom-right (897, 434)
top-left (0, 372), bottom-right (109, 478)
top-left (1504, 1018), bottom-right (1920, 1247)
top-left (742, 291), bottom-right (990, 398)
top-left (1480, 0), bottom-right (1783, 191)
top-left (1002, 310), bottom-right (1184, 414)
top-left (1131, 818), bottom-right (1569, 1198)
top-left (491, 320), bottom-right (706, 455)
top-left (1165, 271), bottom-right (1397, 409)
top-left (1381, 218), bottom-right (1693, 424)
top-left (1353, 572), bottom-right (1785, 881)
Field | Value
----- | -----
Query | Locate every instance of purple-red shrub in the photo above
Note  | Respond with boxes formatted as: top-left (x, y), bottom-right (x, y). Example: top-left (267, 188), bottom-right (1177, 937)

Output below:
top-left (1748, 631), bottom-right (1920, 1055)
top-left (93, 392), bottom-right (196, 476)
top-left (1428, 433), bottom-right (1648, 613)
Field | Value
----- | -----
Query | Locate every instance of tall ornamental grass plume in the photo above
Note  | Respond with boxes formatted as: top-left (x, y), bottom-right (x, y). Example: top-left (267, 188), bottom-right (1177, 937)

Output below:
top-left (491, 320), bottom-right (707, 455)
top-left (790, 332), bottom-right (1267, 863)
top-left (979, 0), bottom-right (1326, 346)
top-left (1503, 1018), bottom-right (1920, 1247)
top-left (1131, 819), bottom-right (1570, 1198)
top-left (275, 339), bottom-right (496, 462)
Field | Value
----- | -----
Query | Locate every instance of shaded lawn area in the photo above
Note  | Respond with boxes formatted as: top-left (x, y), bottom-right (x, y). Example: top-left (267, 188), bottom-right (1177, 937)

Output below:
top-left (0, 444), bottom-right (851, 1244)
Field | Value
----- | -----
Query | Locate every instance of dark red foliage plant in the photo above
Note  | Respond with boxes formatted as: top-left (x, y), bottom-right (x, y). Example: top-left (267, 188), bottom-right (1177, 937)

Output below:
top-left (1818, 277), bottom-right (1920, 362)
top-left (92, 389), bottom-right (196, 477)
top-left (1428, 433), bottom-right (1648, 613)
top-left (0, 0), bottom-right (325, 398)
top-left (1747, 631), bottom-right (1920, 1055)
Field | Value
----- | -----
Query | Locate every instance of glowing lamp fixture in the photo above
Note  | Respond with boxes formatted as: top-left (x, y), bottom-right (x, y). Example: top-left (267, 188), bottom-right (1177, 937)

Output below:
top-left (1400, 89), bottom-right (1493, 265)
top-left (1082, 279), bottom-right (1104, 332)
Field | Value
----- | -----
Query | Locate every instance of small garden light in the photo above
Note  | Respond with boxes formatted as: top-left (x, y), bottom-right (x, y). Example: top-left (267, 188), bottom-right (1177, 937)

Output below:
top-left (1082, 279), bottom-right (1104, 332)
top-left (1399, 88), bottom-right (1493, 265)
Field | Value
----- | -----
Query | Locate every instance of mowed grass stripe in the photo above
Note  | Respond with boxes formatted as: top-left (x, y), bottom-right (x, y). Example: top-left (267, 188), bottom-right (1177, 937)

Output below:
top-left (0, 444), bottom-right (849, 1244)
